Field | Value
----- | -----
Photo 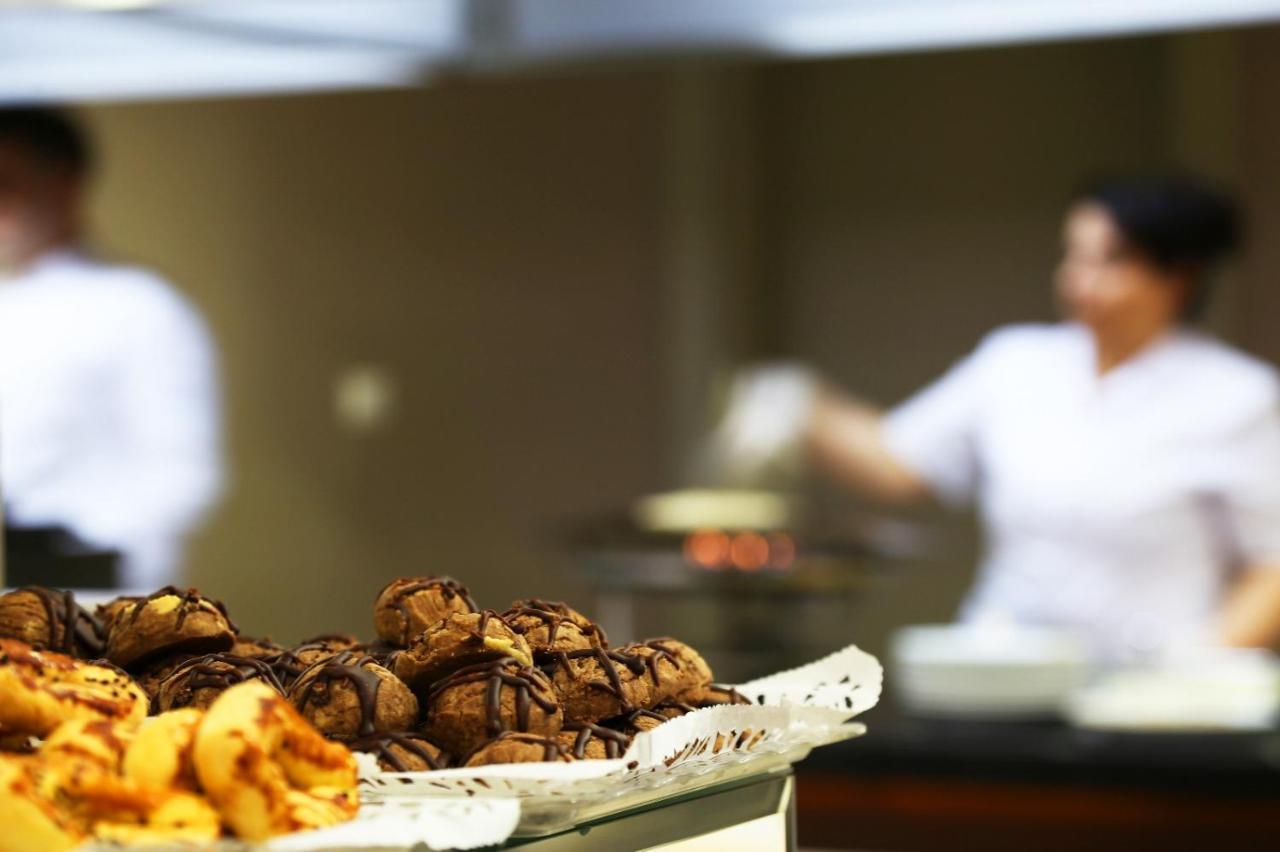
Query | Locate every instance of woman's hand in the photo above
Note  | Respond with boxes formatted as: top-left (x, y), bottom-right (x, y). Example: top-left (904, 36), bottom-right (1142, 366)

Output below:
top-left (1217, 564), bottom-right (1280, 649)
top-left (806, 388), bottom-right (932, 505)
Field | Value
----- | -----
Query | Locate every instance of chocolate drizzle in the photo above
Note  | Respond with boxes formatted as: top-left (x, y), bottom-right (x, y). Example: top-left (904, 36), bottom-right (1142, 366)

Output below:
top-left (159, 653), bottom-right (285, 708)
top-left (349, 731), bottom-right (449, 772)
top-left (464, 731), bottom-right (569, 765)
top-left (293, 650), bottom-right (387, 738)
top-left (563, 722), bottom-right (630, 759)
top-left (427, 657), bottom-right (558, 737)
top-left (267, 634), bottom-right (359, 684)
top-left (389, 577), bottom-right (478, 621)
top-left (543, 642), bottom-right (680, 713)
top-left (15, 587), bottom-right (104, 658)
top-left (120, 586), bottom-right (236, 633)
top-left (503, 599), bottom-right (608, 650)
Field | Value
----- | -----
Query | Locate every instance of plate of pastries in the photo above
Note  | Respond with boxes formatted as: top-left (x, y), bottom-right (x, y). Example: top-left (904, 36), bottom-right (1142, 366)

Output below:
top-left (0, 578), bottom-right (746, 846)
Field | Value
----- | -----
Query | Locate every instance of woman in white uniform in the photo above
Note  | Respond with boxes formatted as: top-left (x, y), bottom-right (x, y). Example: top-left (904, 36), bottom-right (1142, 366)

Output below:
top-left (723, 175), bottom-right (1280, 659)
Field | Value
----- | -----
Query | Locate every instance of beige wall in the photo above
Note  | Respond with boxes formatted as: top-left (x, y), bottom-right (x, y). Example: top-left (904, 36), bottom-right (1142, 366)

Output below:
top-left (76, 29), bottom-right (1277, 655)
top-left (84, 75), bottom-right (670, 642)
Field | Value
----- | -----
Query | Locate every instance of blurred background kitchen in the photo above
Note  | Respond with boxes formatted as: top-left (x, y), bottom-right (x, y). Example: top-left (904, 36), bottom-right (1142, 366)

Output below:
top-left (6, 2), bottom-right (1280, 848)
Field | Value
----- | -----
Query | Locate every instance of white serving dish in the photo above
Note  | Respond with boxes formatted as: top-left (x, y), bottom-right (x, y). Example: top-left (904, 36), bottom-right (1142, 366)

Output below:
top-left (891, 623), bottom-right (1089, 718)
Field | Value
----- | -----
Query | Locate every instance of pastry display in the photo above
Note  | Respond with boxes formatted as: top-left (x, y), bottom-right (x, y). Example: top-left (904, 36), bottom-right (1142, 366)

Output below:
top-left (195, 681), bottom-right (359, 841)
top-left (373, 576), bottom-right (477, 647)
top-left (502, 598), bottom-right (607, 657)
top-left (422, 658), bottom-right (562, 756)
top-left (391, 610), bottom-right (533, 693)
top-left (288, 650), bottom-right (418, 741)
top-left (153, 653), bottom-right (286, 712)
top-left (349, 730), bottom-right (450, 771)
top-left (557, 721), bottom-right (631, 760)
top-left (0, 576), bottom-right (726, 781)
top-left (461, 731), bottom-right (573, 767)
top-left (0, 640), bottom-right (148, 737)
top-left (0, 587), bottom-right (105, 659)
top-left (105, 587), bottom-right (236, 669)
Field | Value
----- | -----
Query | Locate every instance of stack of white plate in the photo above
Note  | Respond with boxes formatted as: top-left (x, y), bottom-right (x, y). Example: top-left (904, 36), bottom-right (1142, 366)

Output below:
top-left (890, 623), bottom-right (1089, 718)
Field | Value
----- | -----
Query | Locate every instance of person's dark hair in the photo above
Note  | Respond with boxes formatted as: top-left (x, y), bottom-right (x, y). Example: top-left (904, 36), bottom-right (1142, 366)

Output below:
top-left (0, 107), bottom-right (92, 176)
top-left (1076, 172), bottom-right (1241, 319)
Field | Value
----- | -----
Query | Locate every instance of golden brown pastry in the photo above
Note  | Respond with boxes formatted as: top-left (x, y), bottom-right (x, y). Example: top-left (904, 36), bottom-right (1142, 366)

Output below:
top-left (0, 587), bottom-right (105, 659)
top-left (502, 598), bottom-right (607, 658)
top-left (194, 681), bottom-right (359, 841)
top-left (0, 640), bottom-right (148, 737)
top-left (392, 610), bottom-right (532, 693)
top-left (122, 707), bottom-right (203, 791)
top-left (287, 651), bottom-right (418, 741)
top-left (94, 595), bottom-right (142, 636)
top-left (462, 732), bottom-right (573, 767)
top-left (231, 635), bottom-right (285, 659)
top-left (267, 633), bottom-right (361, 687)
top-left (153, 653), bottom-right (286, 712)
top-left (349, 731), bottom-right (450, 771)
top-left (0, 756), bottom-right (82, 851)
top-left (422, 658), bottom-right (562, 757)
top-left (373, 576), bottom-right (477, 646)
top-left (557, 722), bottom-right (631, 760)
top-left (40, 718), bottom-right (134, 772)
top-left (104, 587), bottom-right (235, 669)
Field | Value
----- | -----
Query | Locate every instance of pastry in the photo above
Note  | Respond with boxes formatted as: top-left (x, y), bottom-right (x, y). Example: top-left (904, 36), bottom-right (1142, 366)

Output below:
top-left (373, 576), bottom-right (477, 646)
top-left (0, 756), bottom-right (82, 851)
top-left (0, 587), bottom-right (105, 659)
top-left (94, 596), bottom-right (142, 636)
top-left (392, 611), bottom-right (532, 693)
top-left (422, 658), bottom-right (561, 756)
top-left (461, 732), bottom-right (572, 767)
top-left (40, 718), bottom-right (134, 772)
top-left (104, 587), bottom-right (235, 669)
top-left (132, 653), bottom-right (196, 701)
top-left (267, 633), bottom-right (360, 686)
top-left (349, 731), bottom-right (450, 772)
top-left (153, 653), bottom-right (285, 712)
top-left (502, 598), bottom-right (607, 658)
top-left (0, 640), bottom-right (148, 737)
top-left (607, 707), bottom-right (678, 735)
top-left (287, 651), bottom-right (418, 741)
top-left (675, 683), bottom-right (752, 708)
top-left (122, 708), bottom-right (203, 791)
top-left (194, 681), bottom-right (359, 841)
top-left (557, 722), bottom-right (630, 760)
top-left (230, 635), bottom-right (284, 659)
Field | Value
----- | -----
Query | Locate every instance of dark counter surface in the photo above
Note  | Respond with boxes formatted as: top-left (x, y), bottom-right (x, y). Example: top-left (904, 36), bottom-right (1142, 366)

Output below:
top-left (800, 703), bottom-right (1280, 795)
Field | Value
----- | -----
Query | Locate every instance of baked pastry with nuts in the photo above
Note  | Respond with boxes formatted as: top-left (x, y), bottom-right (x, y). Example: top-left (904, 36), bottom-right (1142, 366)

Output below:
top-left (373, 576), bottom-right (477, 647)
top-left (104, 588), bottom-right (235, 669)
top-left (461, 731), bottom-right (573, 767)
top-left (287, 651), bottom-right (418, 741)
top-left (349, 731), bottom-right (450, 771)
top-left (392, 611), bottom-right (532, 694)
top-left (153, 653), bottom-right (286, 712)
top-left (422, 657), bottom-right (561, 756)
top-left (501, 598), bottom-right (607, 658)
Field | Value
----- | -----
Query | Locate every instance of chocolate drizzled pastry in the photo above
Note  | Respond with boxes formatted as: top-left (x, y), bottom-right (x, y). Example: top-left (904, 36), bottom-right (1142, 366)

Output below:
top-left (501, 599), bottom-right (607, 658)
top-left (0, 587), bottom-right (105, 659)
top-left (287, 650), bottom-right (418, 741)
top-left (676, 683), bottom-right (752, 708)
top-left (153, 653), bottom-right (285, 712)
top-left (134, 652), bottom-right (197, 700)
top-left (392, 611), bottom-right (532, 694)
top-left (607, 706), bottom-right (677, 735)
top-left (231, 635), bottom-right (285, 660)
top-left (462, 731), bottom-right (573, 767)
top-left (557, 722), bottom-right (630, 760)
top-left (422, 657), bottom-right (562, 757)
top-left (105, 587), bottom-right (236, 669)
top-left (540, 637), bottom-right (710, 725)
top-left (95, 595), bottom-right (142, 635)
top-left (350, 731), bottom-right (450, 772)
top-left (373, 576), bottom-right (478, 647)
top-left (267, 633), bottom-right (361, 686)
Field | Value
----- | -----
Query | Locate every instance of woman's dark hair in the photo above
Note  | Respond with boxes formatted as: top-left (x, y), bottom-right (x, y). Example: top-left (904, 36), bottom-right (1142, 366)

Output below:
top-left (0, 107), bottom-right (92, 176)
top-left (1076, 173), bottom-right (1241, 319)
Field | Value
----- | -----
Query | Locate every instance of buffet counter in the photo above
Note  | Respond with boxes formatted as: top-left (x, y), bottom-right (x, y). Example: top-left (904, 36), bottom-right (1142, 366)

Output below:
top-left (796, 707), bottom-right (1280, 851)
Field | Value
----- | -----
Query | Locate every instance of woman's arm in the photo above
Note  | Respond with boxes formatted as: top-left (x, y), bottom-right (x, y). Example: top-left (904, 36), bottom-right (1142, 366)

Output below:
top-left (1217, 564), bottom-right (1280, 649)
top-left (805, 387), bottom-right (932, 505)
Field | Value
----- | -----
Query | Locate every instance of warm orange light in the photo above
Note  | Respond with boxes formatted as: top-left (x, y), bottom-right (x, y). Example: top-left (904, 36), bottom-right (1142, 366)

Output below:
top-left (767, 533), bottom-right (796, 570)
top-left (730, 532), bottom-right (769, 571)
top-left (684, 529), bottom-right (731, 569)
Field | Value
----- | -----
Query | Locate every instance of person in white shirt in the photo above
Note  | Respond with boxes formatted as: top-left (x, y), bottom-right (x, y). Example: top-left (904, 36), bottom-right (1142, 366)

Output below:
top-left (718, 175), bottom-right (1280, 659)
top-left (0, 107), bottom-right (222, 588)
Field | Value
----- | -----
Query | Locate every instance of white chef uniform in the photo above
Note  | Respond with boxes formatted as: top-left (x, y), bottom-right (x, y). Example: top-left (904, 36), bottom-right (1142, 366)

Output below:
top-left (884, 323), bottom-right (1280, 659)
top-left (0, 249), bottom-right (222, 587)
